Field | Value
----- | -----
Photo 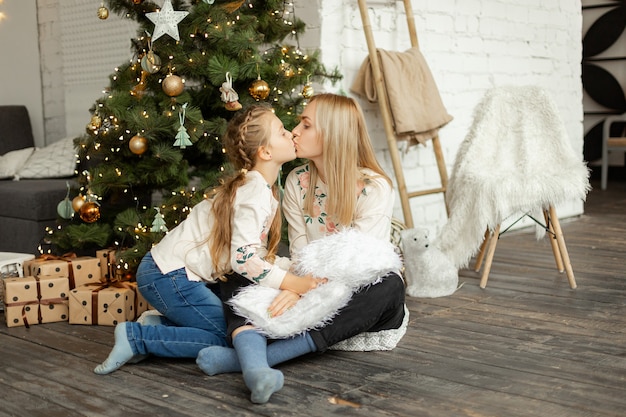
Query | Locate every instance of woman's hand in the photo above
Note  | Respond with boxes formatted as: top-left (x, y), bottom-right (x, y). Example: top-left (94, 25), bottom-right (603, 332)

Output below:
top-left (280, 272), bottom-right (327, 296)
top-left (268, 289), bottom-right (301, 317)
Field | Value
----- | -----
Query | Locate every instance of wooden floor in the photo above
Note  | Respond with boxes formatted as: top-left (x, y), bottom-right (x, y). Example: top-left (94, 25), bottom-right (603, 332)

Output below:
top-left (1, 178), bottom-right (625, 417)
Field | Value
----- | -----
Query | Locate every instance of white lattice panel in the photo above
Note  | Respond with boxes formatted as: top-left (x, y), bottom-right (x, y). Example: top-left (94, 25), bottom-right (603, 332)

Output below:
top-left (60, 1), bottom-right (138, 85)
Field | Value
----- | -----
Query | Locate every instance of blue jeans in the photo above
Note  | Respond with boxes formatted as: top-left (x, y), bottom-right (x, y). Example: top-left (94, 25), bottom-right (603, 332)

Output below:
top-left (127, 252), bottom-right (228, 358)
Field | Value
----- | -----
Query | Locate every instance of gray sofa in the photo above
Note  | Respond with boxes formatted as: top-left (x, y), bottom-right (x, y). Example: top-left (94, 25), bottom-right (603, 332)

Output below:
top-left (0, 106), bottom-right (76, 255)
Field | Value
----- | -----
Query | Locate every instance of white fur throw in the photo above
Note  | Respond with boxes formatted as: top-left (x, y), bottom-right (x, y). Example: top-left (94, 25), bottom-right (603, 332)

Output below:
top-left (227, 229), bottom-right (403, 339)
top-left (436, 86), bottom-right (591, 268)
top-left (401, 227), bottom-right (458, 298)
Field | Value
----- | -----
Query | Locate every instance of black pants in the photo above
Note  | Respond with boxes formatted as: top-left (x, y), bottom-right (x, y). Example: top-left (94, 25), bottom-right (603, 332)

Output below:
top-left (309, 272), bottom-right (406, 352)
top-left (220, 271), bottom-right (406, 350)
top-left (218, 273), bottom-right (254, 344)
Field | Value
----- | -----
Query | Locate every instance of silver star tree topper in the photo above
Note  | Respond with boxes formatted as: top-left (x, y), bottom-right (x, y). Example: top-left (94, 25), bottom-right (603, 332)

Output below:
top-left (146, 0), bottom-right (189, 42)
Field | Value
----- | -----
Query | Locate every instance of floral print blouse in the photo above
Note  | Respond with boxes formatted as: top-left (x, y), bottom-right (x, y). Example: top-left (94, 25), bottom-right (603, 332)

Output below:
top-left (282, 163), bottom-right (395, 255)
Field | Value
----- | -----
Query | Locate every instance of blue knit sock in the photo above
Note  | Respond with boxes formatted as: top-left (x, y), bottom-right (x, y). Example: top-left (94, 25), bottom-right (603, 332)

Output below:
top-left (232, 330), bottom-right (284, 404)
top-left (197, 333), bottom-right (316, 376)
top-left (94, 322), bottom-right (139, 375)
top-left (196, 345), bottom-right (240, 375)
top-left (138, 313), bottom-right (165, 326)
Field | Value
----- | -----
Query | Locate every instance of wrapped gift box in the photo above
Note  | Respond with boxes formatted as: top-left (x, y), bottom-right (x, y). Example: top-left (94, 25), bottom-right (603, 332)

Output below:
top-left (96, 248), bottom-right (117, 281)
top-left (69, 256), bottom-right (102, 288)
top-left (96, 248), bottom-right (135, 282)
top-left (23, 255), bottom-right (102, 289)
top-left (23, 258), bottom-right (69, 278)
top-left (0, 252), bottom-right (35, 311)
top-left (69, 284), bottom-right (136, 326)
top-left (3, 275), bottom-right (69, 328)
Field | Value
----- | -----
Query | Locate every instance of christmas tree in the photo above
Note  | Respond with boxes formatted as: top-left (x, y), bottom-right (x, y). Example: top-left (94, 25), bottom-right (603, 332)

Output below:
top-left (47, 0), bottom-right (341, 276)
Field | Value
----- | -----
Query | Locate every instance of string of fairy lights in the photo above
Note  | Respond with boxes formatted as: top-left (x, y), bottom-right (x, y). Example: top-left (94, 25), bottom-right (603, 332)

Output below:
top-left (43, 1), bottom-right (319, 277)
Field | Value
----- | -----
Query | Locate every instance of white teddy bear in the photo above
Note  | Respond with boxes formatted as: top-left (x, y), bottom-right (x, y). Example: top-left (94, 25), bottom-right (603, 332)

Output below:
top-left (400, 227), bottom-right (459, 298)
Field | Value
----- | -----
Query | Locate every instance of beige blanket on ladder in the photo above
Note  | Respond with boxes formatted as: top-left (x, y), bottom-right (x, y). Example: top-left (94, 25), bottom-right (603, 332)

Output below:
top-left (351, 46), bottom-right (452, 145)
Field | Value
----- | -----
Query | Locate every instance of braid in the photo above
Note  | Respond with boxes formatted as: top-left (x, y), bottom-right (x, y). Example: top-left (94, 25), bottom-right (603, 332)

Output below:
top-left (208, 105), bottom-right (274, 274)
top-left (235, 111), bottom-right (255, 171)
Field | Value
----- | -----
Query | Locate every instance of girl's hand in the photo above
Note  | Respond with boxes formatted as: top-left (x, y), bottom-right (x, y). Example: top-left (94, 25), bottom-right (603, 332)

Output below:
top-left (280, 272), bottom-right (328, 295)
top-left (304, 274), bottom-right (328, 293)
top-left (268, 289), bottom-right (301, 317)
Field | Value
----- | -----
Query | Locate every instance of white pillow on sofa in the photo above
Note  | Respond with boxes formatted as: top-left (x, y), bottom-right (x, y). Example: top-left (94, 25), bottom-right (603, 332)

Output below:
top-left (15, 137), bottom-right (77, 179)
top-left (0, 147), bottom-right (35, 179)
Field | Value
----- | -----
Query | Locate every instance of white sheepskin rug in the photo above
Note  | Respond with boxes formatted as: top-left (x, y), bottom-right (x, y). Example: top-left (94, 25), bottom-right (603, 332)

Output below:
top-left (436, 85), bottom-right (591, 269)
top-left (227, 229), bottom-right (403, 339)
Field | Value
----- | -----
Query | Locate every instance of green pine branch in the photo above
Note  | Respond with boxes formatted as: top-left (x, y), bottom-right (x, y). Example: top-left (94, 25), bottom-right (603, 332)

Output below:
top-left (48, 0), bottom-right (342, 273)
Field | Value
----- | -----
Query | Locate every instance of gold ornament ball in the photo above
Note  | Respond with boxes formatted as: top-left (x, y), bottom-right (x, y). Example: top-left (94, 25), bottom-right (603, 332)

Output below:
top-left (97, 6), bottom-right (109, 20)
top-left (141, 51), bottom-right (162, 74)
top-left (72, 195), bottom-right (86, 212)
top-left (249, 79), bottom-right (270, 101)
top-left (86, 114), bottom-right (102, 135)
top-left (90, 114), bottom-right (102, 129)
top-left (302, 84), bottom-right (314, 99)
top-left (162, 74), bottom-right (184, 97)
top-left (129, 135), bottom-right (148, 155)
top-left (132, 0), bottom-right (144, 4)
top-left (79, 202), bottom-right (101, 223)
top-left (280, 63), bottom-right (295, 78)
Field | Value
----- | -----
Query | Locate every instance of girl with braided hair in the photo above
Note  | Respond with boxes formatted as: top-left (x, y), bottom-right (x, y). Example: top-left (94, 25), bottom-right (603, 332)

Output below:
top-left (94, 105), bottom-right (324, 404)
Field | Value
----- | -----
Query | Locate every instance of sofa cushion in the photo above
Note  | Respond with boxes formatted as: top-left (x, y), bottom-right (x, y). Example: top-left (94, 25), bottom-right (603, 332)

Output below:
top-left (0, 106), bottom-right (35, 154)
top-left (0, 217), bottom-right (55, 255)
top-left (0, 147), bottom-right (35, 179)
top-left (16, 137), bottom-right (77, 179)
top-left (0, 178), bottom-right (74, 221)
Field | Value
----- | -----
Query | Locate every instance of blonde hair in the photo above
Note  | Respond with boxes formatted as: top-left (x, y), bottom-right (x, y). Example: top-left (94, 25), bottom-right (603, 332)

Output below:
top-left (303, 93), bottom-right (392, 226)
top-left (209, 105), bottom-right (282, 274)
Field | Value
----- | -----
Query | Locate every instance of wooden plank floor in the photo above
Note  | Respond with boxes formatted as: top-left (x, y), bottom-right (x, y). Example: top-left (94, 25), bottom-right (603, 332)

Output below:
top-left (1, 178), bottom-right (625, 417)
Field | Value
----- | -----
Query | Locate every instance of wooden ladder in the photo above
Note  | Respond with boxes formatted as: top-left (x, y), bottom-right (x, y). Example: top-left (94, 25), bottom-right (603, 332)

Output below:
top-left (357, 0), bottom-right (448, 229)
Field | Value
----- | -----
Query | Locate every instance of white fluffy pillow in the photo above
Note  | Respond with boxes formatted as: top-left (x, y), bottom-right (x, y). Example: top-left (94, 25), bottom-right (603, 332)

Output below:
top-left (0, 147), bottom-right (35, 179)
top-left (227, 229), bottom-right (403, 339)
top-left (15, 137), bottom-right (77, 179)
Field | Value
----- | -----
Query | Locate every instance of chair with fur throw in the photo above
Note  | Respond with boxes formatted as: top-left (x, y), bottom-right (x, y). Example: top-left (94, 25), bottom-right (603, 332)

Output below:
top-left (435, 85), bottom-right (590, 289)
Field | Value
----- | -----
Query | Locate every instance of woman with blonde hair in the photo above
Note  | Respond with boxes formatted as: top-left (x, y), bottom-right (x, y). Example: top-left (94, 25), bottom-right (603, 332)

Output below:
top-left (287, 92), bottom-right (394, 249)
top-left (95, 105), bottom-right (323, 405)
top-left (286, 93), bottom-right (406, 351)
top-left (197, 93), bottom-right (406, 379)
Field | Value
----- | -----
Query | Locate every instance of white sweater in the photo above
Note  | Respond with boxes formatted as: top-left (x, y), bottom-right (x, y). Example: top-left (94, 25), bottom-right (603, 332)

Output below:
top-left (151, 170), bottom-right (288, 288)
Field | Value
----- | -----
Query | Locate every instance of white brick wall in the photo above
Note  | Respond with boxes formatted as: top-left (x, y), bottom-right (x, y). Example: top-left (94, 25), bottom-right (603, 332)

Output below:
top-left (33, 0), bottom-right (585, 236)
top-left (318, 0), bottom-right (584, 235)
